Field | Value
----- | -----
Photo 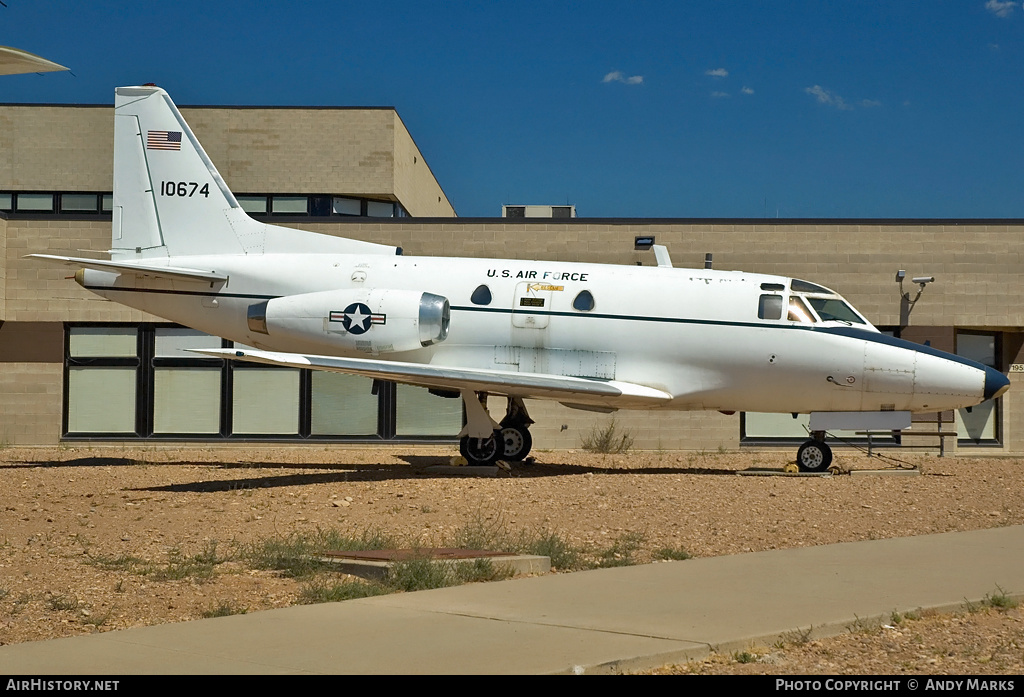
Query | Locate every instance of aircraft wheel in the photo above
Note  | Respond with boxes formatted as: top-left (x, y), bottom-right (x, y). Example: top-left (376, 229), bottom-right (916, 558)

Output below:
top-left (460, 430), bottom-right (502, 466)
top-left (501, 425), bottom-right (532, 461)
top-left (796, 440), bottom-right (832, 473)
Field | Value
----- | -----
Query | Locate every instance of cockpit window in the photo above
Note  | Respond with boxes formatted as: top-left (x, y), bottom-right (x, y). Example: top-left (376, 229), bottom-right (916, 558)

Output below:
top-left (758, 294), bottom-right (783, 320)
top-left (806, 297), bottom-right (865, 324)
top-left (788, 296), bottom-right (815, 323)
top-left (791, 279), bottom-right (832, 294)
top-left (470, 284), bottom-right (492, 306)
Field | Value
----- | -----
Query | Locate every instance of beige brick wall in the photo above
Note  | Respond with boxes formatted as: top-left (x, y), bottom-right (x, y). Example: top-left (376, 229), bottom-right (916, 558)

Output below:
top-left (0, 363), bottom-right (63, 445)
top-left (5, 219), bottom-right (153, 322)
top-left (392, 112), bottom-right (455, 218)
top-left (0, 106), bottom-right (111, 191)
top-left (0, 104), bottom-right (455, 217)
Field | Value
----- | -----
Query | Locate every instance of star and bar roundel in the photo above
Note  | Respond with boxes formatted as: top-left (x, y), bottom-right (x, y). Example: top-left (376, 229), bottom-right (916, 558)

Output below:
top-left (329, 303), bottom-right (386, 335)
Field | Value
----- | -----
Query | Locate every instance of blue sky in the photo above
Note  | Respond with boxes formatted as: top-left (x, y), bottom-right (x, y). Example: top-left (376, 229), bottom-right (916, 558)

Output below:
top-left (3, 1), bottom-right (1024, 218)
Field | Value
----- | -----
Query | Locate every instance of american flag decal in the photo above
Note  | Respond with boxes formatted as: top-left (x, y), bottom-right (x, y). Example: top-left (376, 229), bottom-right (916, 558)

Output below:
top-left (147, 131), bottom-right (182, 151)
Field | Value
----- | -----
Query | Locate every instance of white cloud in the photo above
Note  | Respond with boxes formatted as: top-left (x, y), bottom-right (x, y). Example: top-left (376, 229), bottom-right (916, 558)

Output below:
top-left (603, 71), bottom-right (643, 85)
top-left (711, 91), bottom-right (729, 98)
top-left (986, 0), bottom-right (1017, 17)
top-left (805, 85), bottom-right (852, 110)
top-left (741, 86), bottom-right (754, 95)
top-left (860, 99), bottom-right (882, 108)
top-left (705, 68), bottom-right (729, 78)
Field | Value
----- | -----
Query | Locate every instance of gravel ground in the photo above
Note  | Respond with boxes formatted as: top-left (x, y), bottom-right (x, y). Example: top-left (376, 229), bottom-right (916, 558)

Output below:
top-left (1, 444), bottom-right (1022, 674)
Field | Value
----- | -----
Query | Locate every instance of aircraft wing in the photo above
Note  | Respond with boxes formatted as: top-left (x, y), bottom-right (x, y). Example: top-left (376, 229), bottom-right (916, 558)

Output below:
top-left (0, 46), bottom-right (69, 76)
top-left (27, 254), bottom-right (228, 283)
top-left (191, 348), bottom-right (673, 408)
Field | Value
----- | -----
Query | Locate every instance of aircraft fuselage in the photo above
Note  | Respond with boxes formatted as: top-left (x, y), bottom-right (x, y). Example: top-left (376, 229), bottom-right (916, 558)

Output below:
top-left (78, 252), bottom-right (1005, 416)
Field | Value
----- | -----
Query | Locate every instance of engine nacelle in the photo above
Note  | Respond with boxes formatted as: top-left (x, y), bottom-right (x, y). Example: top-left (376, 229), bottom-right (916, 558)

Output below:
top-left (247, 288), bottom-right (449, 354)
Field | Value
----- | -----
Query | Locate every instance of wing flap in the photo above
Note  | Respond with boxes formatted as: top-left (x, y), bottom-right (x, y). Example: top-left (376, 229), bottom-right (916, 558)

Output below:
top-left (191, 348), bottom-right (673, 408)
top-left (27, 254), bottom-right (228, 283)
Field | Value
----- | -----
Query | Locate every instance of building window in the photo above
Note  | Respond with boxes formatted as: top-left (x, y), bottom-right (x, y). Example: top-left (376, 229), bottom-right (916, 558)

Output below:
top-left (151, 328), bottom-right (223, 435)
top-left (60, 193), bottom-right (101, 212)
top-left (956, 331), bottom-right (1001, 444)
top-left (271, 196), bottom-right (308, 215)
top-left (333, 197), bottom-right (362, 216)
top-left (65, 327), bottom-right (140, 435)
top-left (62, 324), bottom-right (461, 442)
top-left (310, 372), bottom-right (380, 436)
top-left (232, 368), bottom-right (301, 434)
top-left (0, 192), bottom-right (113, 215)
top-left (366, 200), bottom-right (395, 218)
top-left (394, 384), bottom-right (463, 436)
top-left (237, 196), bottom-right (269, 214)
top-left (15, 193), bottom-right (54, 212)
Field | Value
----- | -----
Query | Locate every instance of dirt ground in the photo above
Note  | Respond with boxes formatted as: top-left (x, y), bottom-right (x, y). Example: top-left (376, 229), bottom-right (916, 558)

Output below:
top-left (1, 444), bottom-right (1022, 674)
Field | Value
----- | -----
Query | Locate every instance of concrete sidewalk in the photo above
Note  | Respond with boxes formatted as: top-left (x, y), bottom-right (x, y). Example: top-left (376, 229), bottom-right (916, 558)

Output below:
top-left (2, 526), bottom-right (1022, 675)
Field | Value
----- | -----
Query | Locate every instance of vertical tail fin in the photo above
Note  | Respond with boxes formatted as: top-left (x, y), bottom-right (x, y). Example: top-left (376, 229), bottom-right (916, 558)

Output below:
top-left (112, 85), bottom-right (250, 259)
top-left (112, 85), bottom-right (400, 261)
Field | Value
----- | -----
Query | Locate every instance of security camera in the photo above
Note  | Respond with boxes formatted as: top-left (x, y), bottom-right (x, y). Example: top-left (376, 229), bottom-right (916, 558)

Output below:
top-left (912, 276), bottom-right (935, 285)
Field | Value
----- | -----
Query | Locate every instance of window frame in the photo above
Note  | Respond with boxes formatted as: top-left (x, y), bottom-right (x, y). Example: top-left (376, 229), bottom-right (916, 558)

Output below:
top-left (62, 323), bottom-right (462, 443)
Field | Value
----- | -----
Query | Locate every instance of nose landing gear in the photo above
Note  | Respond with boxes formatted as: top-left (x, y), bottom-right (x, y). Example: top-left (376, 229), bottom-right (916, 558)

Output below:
top-left (796, 431), bottom-right (833, 472)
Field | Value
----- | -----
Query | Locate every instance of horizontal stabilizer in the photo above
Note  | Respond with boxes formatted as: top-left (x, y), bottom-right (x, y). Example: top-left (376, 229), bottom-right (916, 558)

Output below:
top-left (190, 348), bottom-right (673, 408)
top-left (27, 254), bottom-right (227, 283)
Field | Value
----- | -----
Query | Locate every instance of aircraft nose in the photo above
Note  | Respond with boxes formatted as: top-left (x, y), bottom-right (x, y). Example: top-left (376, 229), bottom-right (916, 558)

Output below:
top-left (984, 366), bottom-right (1011, 400)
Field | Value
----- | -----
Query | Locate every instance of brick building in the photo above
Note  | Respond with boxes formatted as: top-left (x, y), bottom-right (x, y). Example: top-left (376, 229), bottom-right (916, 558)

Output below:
top-left (1, 101), bottom-right (1020, 453)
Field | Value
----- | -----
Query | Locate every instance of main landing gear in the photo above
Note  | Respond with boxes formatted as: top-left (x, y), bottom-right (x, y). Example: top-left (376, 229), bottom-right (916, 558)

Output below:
top-left (457, 392), bottom-right (534, 466)
top-left (796, 431), bottom-right (832, 473)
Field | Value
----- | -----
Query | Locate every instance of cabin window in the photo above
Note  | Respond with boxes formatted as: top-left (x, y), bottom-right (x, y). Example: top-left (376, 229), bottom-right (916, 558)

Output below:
top-left (573, 290), bottom-right (595, 312)
top-left (788, 296), bottom-right (815, 323)
top-left (471, 284), bottom-right (492, 305)
top-left (758, 294), bottom-right (783, 320)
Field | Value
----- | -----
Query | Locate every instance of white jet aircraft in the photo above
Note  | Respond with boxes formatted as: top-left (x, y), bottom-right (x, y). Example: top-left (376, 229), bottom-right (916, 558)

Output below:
top-left (31, 86), bottom-right (1010, 471)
